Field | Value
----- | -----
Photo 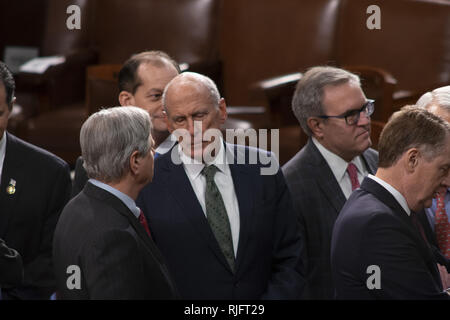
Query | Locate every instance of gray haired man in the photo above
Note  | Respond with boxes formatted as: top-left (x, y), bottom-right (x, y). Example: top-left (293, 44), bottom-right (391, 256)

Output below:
top-left (282, 66), bottom-right (379, 299)
top-left (53, 106), bottom-right (178, 299)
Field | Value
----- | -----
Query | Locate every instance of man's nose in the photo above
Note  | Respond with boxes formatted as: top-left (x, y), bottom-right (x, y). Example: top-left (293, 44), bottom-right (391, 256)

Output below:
top-left (357, 110), bottom-right (371, 126)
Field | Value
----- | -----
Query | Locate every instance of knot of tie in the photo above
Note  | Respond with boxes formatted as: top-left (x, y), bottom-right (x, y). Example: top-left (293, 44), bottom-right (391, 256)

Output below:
top-left (202, 165), bottom-right (219, 181)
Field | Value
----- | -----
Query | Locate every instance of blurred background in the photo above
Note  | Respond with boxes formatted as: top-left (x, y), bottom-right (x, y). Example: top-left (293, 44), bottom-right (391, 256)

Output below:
top-left (1, 0), bottom-right (449, 167)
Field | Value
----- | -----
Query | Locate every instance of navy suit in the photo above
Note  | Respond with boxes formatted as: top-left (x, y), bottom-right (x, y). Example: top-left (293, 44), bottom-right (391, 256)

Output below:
top-left (331, 177), bottom-right (449, 299)
top-left (136, 143), bottom-right (306, 299)
top-left (282, 139), bottom-right (378, 299)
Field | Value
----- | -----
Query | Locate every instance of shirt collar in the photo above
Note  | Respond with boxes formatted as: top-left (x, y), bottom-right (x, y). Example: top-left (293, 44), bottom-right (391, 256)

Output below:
top-left (368, 174), bottom-right (411, 216)
top-left (312, 137), bottom-right (364, 182)
top-left (155, 134), bottom-right (177, 155)
top-left (179, 137), bottom-right (228, 181)
top-left (0, 131), bottom-right (7, 180)
top-left (88, 179), bottom-right (141, 218)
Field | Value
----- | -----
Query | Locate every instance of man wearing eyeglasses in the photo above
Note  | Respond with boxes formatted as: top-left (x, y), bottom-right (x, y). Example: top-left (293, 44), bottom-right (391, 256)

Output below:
top-left (282, 66), bottom-right (378, 299)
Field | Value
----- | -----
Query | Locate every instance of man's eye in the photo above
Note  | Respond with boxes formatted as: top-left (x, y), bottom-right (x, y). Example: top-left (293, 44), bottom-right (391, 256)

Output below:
top-left (148, 94), bottom-right (161, 100)
top-left (193, 114), bottom-right (205, 119)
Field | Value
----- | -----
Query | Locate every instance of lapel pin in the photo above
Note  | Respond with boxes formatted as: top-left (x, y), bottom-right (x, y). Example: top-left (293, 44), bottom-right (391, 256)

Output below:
top-left (6, 179), bottom-right (16, 195)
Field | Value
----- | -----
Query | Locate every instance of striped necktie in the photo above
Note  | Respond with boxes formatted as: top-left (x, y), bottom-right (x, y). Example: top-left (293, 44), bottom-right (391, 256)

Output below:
top-left (347, 162), bottom-right (360, 191)
top-left (435, 189), bottom-right (450, 259)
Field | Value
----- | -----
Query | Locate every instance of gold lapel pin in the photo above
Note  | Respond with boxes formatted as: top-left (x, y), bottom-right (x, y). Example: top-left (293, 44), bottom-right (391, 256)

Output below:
top-left (6, 179), bottom-right (16, 195)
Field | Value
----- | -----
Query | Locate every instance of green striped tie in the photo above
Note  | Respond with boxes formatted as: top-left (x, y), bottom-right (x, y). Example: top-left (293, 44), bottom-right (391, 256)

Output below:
top-left (202, 165), bottom-right (235, 272)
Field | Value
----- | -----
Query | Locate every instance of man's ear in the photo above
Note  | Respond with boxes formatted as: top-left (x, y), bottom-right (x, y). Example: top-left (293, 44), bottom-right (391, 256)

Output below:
top-left (218, 98), bottom-right (227, 124)
top-left (119, 91), bottom-right (135, 106)
top-left (7, 97), bottom-right (16, 115)
top-left (129, 150), bottom-right (141, 176)
top-left (405, 148), bottom-right (420, 173)
top-left (307, 117), bottom-right (324, 139)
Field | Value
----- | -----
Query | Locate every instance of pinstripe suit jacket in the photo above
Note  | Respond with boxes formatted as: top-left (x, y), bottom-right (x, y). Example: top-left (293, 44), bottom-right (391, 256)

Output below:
top-left (282, 138), bottom-right (378, 299)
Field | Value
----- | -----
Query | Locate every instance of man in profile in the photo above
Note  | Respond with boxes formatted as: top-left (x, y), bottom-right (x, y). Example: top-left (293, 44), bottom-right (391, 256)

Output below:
top-left (331, 106), bottom-right (450, 299)
top-left (53, 107), bottom-right (178, 299)
top-left (72, 51), bottom-right (180, 196)
top-left (416, 85), bottom-right (450, 288)
top-left (282, 66), bottom-right (378, 299)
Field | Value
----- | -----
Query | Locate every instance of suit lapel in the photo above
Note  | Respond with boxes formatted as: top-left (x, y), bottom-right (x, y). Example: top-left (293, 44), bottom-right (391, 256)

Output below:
top-left (305, 140), bottom-right (347, 214)
top-left (162, 149), bottom-right (233, 273)
top-left (360, 178), bottom-right (441, 285)
top-left (361, 149), bottom-right (377, 174)
top-left (0, 133), bottom-right (26, 237)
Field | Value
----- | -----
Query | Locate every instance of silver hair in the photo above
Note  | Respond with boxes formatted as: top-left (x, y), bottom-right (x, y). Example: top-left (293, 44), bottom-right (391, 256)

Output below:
top-left (416, 85), bottom-right (450, 112)
top-left (292, 66), bottom-right (361, 136)
top-left (80, 106), bottom-right (153, 183)
top-left (162, 72), bottom-right (220, 113)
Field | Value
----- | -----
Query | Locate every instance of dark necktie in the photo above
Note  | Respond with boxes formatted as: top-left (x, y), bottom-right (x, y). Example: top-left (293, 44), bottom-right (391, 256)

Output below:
top-left (139, 209), bottom-right (152, 239)
top-left (411, 211), bottom-right (429, 247)
top-left (201, 165), bottom-right (235, 272)
top-left (347, 162), bottom-right (360, 191)
top-left (435, 189), bottom-right (450, 259)
top-left (154, 152), bottom-right (161, 159)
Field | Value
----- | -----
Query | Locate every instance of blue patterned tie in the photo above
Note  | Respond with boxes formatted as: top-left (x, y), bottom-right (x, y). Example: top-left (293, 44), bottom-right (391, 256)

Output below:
top-left (202, 165), bottom-right (235, 272)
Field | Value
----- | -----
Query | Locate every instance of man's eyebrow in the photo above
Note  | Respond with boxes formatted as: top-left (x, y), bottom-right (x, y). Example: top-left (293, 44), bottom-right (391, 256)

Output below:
top-left (146, 88), bottom-right (163, 94)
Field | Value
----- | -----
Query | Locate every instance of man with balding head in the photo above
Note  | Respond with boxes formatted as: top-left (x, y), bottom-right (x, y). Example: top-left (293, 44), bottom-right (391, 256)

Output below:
top-left (137, 72), bottom-right (306, 299)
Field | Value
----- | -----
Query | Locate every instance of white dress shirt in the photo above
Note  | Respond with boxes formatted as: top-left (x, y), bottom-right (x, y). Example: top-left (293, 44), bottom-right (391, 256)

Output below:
top-left (368, 174), bottom-right (411, 216)
top-left (312, 137), bottom-right (368, 199)
top-left (0, 132), bottom-right (7, 182)
top-left (179, 139), bottom-right (240, 256)
top-left (156, 134), bottom-right (177, 155)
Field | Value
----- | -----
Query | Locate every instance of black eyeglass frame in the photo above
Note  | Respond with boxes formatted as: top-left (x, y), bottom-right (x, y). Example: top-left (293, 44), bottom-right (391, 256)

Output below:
top-left (317, 99), bottom-right (375, 125)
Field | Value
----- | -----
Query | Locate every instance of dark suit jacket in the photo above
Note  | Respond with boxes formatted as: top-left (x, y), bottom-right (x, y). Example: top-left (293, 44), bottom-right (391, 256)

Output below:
top-left (0, 238), bottom-right (23, 286)
top-left (282, 139), bottom-right (378, 299)
top-left (416, 203), bottom-right (450, 272)
top-left (53, 182), bottom-right (178, 299)
top-left (71, 156), bottom-right (88, 199)
top-left (331, 177), bottom-right (449, 299)
top-left (0, 132), bottom-right (71, 299)
top-left (136, 143), bottom-right (306, 299)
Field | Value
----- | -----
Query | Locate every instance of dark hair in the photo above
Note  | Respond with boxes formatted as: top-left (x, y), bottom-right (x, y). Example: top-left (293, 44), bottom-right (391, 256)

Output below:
top-left (378, 105), bottom-right (450, 168)
top-left (118, 51), bottom-right (180, 94)
top-left (0, 61), bottom-right (15, 110)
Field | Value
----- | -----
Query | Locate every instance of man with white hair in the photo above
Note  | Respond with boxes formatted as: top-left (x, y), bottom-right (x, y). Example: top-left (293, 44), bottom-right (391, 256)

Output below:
top-left (137, 72), bottom-right (306, 299)
top-left (416, 86), bottom-right (450, 288)
top-left (53, 106), bottom-right (178, 299)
